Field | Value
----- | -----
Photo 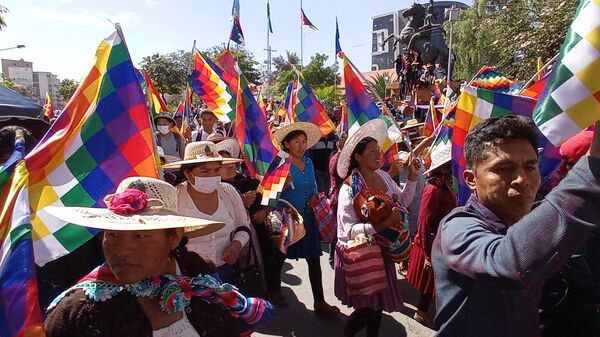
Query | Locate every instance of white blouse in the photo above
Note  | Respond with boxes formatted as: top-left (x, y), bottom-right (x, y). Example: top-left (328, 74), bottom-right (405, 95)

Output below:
top-left (177, 182), bottom-right (250, 267)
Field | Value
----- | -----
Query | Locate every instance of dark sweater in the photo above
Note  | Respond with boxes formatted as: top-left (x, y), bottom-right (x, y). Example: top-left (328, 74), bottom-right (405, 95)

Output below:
top-left (432, 157), bottom-right (600, 337)
top-left (44, 252), bottom-right (238, 337)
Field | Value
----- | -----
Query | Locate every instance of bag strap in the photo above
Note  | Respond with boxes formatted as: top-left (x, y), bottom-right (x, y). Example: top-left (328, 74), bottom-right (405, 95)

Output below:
top-left (233, 226), bottom-right (257, 266)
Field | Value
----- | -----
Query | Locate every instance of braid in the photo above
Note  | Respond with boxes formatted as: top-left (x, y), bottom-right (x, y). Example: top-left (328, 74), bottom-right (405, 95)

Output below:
top-left (172, 236), bottom-right (189, 262)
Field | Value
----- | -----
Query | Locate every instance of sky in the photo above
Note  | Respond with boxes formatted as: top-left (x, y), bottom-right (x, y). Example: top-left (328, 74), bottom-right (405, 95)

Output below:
top-left (1, 0), bottom-right (433, 81)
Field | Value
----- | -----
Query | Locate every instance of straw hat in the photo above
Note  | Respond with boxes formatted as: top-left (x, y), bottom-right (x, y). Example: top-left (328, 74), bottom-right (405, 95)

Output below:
top-left (273, 122), bottom-right (321, 150)
top-left (44, 177), bottom-right (225, 237)
top-left (337, 119), bottom-right (388, 179)
top-left (401, 119), bottom-right (424, 130)
top-left (424, 139), bottom-right (452, 175)
top-left (154, 112), bottom-right (175, 125)
top-left (162, 141), bottom-right (242, 169)
top-left (216, 138), bottom-right (241, 159)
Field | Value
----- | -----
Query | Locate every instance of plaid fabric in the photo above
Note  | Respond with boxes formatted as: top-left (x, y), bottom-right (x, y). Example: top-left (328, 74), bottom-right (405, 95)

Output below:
top-left (534, 0), bottom-right (600, 146)
top-left (312, 192), bottom-right (336, 244)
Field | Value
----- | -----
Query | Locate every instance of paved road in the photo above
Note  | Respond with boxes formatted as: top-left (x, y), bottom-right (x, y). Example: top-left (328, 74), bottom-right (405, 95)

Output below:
top-left (255, 252), bottom-right (437, 337)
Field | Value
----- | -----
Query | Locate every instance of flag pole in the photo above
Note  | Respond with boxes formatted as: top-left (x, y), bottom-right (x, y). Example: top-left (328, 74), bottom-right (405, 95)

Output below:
top-left (266, 0), bottom-right (271, 91)
top-left (114, 22), bottom-right (161, 176)
top-left (300, 0), bottom-right (303, 67)
top-left (516, 52), bottom-right (559, 95)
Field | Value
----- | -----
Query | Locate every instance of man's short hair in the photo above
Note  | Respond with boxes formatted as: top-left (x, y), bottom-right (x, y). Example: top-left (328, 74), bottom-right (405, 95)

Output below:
top-left (464, 114), bottom-right (539, 169)
top-left (200, 109), bottom-right (216, 118)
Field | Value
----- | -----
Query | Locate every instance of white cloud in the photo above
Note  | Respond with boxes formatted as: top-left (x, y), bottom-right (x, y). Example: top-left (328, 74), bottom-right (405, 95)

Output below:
top-left (29, 7), bottom-right (142, 29)
top-left (145, 0), bottom-right (159, 7)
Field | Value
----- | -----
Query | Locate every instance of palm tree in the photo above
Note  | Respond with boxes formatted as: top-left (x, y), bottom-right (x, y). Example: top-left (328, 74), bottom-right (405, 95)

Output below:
top-left (366, 71), bottom-right (392, 101)
top-left (0, 6), bottom-right (8, 30)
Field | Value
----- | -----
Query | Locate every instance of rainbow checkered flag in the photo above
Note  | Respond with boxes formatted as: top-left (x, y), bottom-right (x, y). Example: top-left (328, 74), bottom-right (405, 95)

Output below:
top-left (189, 50), bottom-right (237, 122)
top-left (25, 29), bottom-right (158, 266)
top-left (341, 52), bottom-right (400, 158)
top-left (0, 131), bottom-right (44, 337)
top-left (235, 75), bottom-right (290, 205)
top-left (285, 78), bottom-right (336, 136)
top-left (533, 0), bottom-right (600, 146)
top-left (452, 85), bottom-right (563, 205)
top-left (471, 65), bottom-right (524, 94)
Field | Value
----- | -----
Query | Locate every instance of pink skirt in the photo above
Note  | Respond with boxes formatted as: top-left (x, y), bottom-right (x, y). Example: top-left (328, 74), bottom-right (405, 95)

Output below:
top-left (334, 243), bottom-right (405, 312)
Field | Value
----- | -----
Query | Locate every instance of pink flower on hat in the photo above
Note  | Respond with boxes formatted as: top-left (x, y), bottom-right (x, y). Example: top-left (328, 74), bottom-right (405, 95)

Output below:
top-left (107, 188), bottom-right (149, 215)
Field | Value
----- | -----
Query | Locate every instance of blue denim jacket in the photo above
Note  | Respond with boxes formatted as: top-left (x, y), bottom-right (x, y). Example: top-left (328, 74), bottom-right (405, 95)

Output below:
top-left (432, 157), bottom-right (600, 337)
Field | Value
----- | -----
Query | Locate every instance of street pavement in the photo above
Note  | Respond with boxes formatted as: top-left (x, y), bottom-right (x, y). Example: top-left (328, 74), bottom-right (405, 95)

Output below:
top-left (255, 250), bottom-right (437, 337)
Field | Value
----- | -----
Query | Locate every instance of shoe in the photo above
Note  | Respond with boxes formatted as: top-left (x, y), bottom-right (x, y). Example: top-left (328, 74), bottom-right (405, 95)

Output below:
top-left (314, 302), bottom-right (340, 318)
top-left (266, 290), bottom-right (289, 307)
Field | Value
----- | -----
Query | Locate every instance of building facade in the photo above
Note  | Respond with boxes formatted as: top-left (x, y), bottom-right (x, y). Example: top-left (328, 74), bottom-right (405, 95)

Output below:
top-left (2, 58), bottom-right (63, 108)
top-left (33, 71), bottom-right (61, 107)
top-left (371, 1), bottom-right (469, 71)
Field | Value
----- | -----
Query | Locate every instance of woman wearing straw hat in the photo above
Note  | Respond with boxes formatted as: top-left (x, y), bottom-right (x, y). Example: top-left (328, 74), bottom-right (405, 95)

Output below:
top-left (162, 141), bottom-right (250, 284)
top-left (406, 140), bottom-right (456, 327)
top-left (335, 119), bottom-right (421, 337)
top-left (44, 176), bottom-right (274, 336)
top-left (273, 121), bottom-right (340, 316)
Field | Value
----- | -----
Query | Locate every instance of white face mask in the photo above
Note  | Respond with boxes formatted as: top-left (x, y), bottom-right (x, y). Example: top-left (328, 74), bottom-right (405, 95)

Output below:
top-left (189, 175), bottom-right (221, 193)
top-left (157, 125), bottom-right (170, 135)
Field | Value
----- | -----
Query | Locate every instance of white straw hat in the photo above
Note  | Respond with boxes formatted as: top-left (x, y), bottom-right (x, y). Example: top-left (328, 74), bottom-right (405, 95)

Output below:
top-left (45, 176), bottom-right (225, 237)
top-left (162, 141), bottom-right (242, 169)
top-left (215, 138), bottom-right (241, 159)
top-left (273, 122), bottom-right (321, 150)
top-left (337, 119), bottom-right (388, 179)
top-left (424, 139), bottom-right (452, 175)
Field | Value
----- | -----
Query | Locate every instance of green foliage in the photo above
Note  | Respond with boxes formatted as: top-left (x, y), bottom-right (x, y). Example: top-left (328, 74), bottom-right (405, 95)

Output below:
top-left (204, 46), bottom-right (261, 85)
top-left (0, 73), bottom-right (14, 88)
top-left (451, 0), bottom-right (579, 81)
top-left (272, 53), bottom-right (338, 97)
top-left (365, 71), bottom-right (392, 101)
top-left (264, 51), bottom-right (300, 85)
top-left (139, 50), bottom-right (190, 96)
top-left (0, 5), bottom-right (8, 30)
top-left (58, 79), bottom-right (78, 103)
top-left (312, 85), bottom-right (341, 115)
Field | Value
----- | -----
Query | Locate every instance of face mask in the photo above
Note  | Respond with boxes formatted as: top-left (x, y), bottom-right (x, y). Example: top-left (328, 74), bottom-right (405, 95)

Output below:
top-left (157, 126), bottom-right (170, 134)
top-left (189, 175), bottom-right (221, 193)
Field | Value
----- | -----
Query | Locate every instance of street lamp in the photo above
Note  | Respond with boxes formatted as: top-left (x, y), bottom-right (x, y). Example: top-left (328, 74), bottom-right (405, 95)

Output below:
top-left (0, 45), bottom-right (25, 52)
top-left (444, 6), bottom-right (460, 93)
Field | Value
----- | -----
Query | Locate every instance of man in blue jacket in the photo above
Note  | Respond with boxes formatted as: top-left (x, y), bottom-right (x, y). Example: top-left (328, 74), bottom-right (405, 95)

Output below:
top-left (432, 115), bottom-right (600, 337)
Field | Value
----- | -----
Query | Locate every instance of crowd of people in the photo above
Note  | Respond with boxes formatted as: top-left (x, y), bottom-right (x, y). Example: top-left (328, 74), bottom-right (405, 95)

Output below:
top-left (1, 100), bottom-right (599, 337)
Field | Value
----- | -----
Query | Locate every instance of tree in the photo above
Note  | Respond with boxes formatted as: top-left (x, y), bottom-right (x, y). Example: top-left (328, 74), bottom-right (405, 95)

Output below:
top-left (273, 53), bottom-right (338, 97)
top-left (365, 72), bottom-right (392, 101)
top-left (312, 85), bottom-right (341, 116)
top-left (0, 73), bottom-right (14, 88)
top-left (0, 5), bottom-right (8, 31)
top-left (139, 50), bottom-right (190, 97)
top-left (264, 51), bottom-right (300, 84)
top-left (58, 79), bottom-right (78, 103)
top-left (204, 46), bottom-right (261, 85)
top-left (450, 0), bottom-right (578, 81)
